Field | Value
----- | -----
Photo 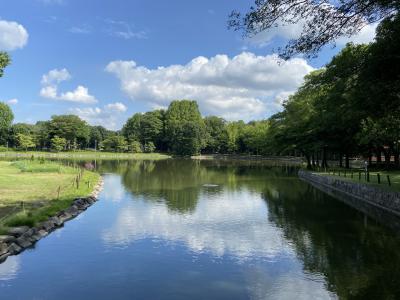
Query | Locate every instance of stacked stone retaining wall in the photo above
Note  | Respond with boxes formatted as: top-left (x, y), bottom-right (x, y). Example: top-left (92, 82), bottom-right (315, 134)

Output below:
top-left (0, 178), bottom-right (104, 264)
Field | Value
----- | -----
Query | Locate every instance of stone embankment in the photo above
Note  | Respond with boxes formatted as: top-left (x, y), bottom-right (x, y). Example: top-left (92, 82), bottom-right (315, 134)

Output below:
top-left (299, 170), bottom-right (400, 216)
top-left (0, 178), bottom-right (104, 264)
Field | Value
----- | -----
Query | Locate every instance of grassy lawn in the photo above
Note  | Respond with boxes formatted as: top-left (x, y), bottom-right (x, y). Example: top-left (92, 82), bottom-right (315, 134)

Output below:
top-left (0, 150), bottom-right (171, 160)
top-left (314, 168), bottom-right (400, 192)
top-left (0, 160), bottom-right (100, 230)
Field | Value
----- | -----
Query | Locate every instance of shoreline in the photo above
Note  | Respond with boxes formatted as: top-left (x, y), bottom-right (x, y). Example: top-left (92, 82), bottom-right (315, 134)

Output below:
top-left (0, 176), bottom-right (104, 265)
top-left (299, 170), bottom-right (400, 217)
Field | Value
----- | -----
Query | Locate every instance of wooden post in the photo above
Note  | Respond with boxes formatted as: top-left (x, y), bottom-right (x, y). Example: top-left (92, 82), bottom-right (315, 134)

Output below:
top-left (367, 172), bottom-right (370, 182)
top-left (359, 171), bottom-right (361, 180)
top-left (387, 175), bottom-right (391, 186)
top-left (377, 173), bottom-right (381, 184)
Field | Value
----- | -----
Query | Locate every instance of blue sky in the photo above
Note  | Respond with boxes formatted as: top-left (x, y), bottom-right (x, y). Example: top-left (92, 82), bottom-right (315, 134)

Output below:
top-left (0, 0), bottom-right (377, 129)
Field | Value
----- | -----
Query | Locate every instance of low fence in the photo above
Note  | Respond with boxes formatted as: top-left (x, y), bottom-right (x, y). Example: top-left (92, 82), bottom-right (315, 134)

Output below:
top-left (0, 168), bottom-right (90, 225)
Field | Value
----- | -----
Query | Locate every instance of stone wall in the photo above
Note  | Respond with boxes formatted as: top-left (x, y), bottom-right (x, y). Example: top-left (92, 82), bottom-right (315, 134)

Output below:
top-left (0, 178), bottom-right (104, 264)
top-left (299, 170), bottom-right (400, 217)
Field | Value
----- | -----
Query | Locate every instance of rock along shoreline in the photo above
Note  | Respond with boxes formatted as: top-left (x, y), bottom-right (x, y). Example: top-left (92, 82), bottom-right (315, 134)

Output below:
top-left (0, 177), bottom-right (104, 265)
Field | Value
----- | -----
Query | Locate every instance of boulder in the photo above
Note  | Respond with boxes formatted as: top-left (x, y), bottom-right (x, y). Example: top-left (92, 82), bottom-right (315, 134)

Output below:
top-left (8, 226), bottom-right (29, 237)
top-left (59, 212), bottom-right (73, 223)
top-left (39, 220), bottom-right (55, 232)
top-left (16, 236), bottom-right (33, 248)
top-left (0, 235), bottom-right (16, 244)
top-left (49, 216), bottom-right (63, 227)
top-left (7, 243), bottom-right (22, 255)
top-left (0, 253), bottom-right (9, 264)
top-left (0, 243), bottom-right (8, 256)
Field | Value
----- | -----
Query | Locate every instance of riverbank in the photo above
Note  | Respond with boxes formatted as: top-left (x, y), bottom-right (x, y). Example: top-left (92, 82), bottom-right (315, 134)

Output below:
top-left (192, 154), bottom-right (303, 164)
top-left (299, 170), bottom-right (400, 217)
top-left (0, 151), bottom-right (171, 160)
top-left (0, 160), bottom-right (103, 264)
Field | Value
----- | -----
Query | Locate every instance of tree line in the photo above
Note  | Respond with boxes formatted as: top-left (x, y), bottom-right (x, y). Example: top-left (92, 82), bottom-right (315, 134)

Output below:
top-left (267, 14), bottom-right (400, 169)
top-left (0, 99), bottom-right (271, 155)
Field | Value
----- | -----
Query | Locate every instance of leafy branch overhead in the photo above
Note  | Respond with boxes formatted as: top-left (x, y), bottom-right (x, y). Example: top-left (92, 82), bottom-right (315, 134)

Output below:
top-left (229, 0), bottom-right (399, 59)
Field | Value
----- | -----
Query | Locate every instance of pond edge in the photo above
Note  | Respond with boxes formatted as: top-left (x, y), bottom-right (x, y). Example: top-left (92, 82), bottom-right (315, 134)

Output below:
top-left (298, 170), bottom-right (400, 217)
top-left (0, 177), bottom-right (104, 265)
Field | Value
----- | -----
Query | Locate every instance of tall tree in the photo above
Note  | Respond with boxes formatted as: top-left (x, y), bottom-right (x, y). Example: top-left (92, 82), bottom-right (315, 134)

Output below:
top-left (204, 116), bottom-right (226, 154)
top-left (0, 102), bottom-right (14, 145)
top-left (165, 100), bottom-right (206, 155)
top-left (48, 115), bottom-right (90, 150)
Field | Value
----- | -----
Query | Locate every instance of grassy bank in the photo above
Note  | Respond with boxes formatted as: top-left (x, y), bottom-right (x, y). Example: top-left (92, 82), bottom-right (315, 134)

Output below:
top-left (0, 160), bottom-right (100, 231)
top-left (0, 150), bottom-right (171, 160)
top-left (313, 168), bottom-right (400, 192)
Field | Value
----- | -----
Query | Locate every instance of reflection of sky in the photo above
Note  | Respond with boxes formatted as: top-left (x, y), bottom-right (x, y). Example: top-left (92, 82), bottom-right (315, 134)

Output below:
top-left (0, 255), bottom-right (20, 281)
top-left (102, 186), bottom-right (293, 260)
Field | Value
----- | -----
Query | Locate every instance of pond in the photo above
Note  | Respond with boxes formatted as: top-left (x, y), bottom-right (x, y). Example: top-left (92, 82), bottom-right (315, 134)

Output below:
top-left (1, 159), bottom-right (400, 299)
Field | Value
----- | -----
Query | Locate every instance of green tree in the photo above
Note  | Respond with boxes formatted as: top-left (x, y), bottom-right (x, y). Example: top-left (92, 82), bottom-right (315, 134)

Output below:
top-left (129, 141), bottom-right (143, 153)
top-left (51, 136), bottom-right (67, 152)
top-left (144, 141), bottom-right (156, 153)
top-left (165, 100), bottom-right (206, 155)
top-left (16, 133), bottom-right (36, 151)
top-left (204, 116), bottom-right (226, 153)
top-left (48, 115), bottom-right (90, 150)
top-left (0, 52), bottom-right (11, 78)
top-left (122, 113), bottom-right (142, 142)
top-left (9, 123), bottom-right (35, 148)
top-left (100, 135), bottom-right (128, 152)
top-left (0, 102), bottom-right (14, 145)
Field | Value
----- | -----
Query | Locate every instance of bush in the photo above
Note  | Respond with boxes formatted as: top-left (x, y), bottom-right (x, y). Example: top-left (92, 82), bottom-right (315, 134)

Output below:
top-left (0, 146), bottom-right (9, 152)
top-left (144, 142), bottom-right (156, 153)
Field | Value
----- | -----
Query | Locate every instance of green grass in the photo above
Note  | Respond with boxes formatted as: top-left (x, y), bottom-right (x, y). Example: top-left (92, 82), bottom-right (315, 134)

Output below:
top-left (0, 160), bottom-right (100, 229)
top-left (0, 150), bottom-right (171, 160)
top-left (313, 168), bottom-right (400, 192)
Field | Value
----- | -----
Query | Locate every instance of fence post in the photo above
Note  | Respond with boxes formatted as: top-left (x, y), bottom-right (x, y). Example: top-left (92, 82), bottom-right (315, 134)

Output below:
top-left (387, 175), bottom-right (391, 186)
top-left (359, 171), bottom-right (361, 180)
top-left (367, 171), bottom-right (370, 182)
top-left (377, 173), bottom-right (381, 184)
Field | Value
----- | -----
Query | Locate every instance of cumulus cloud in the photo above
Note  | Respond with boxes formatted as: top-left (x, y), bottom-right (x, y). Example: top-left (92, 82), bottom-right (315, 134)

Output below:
top-left (40, 68), bottom-right (98, 104)
top-left (0, 20), bottom-right (29, 51)
top-left (70, 102), bottom-right (127, 129)
top-left (6, 98), bottom-right (18, 105)
top-left (106, 52), bottom-right (314, 120)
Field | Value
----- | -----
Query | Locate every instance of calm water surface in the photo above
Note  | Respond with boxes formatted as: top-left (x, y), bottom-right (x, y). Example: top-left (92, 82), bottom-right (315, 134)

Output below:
top-left (1, 159), bottom-right (400, 299)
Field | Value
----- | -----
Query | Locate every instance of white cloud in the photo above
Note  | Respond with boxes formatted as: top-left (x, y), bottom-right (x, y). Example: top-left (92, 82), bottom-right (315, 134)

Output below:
top-left (336, 23), bottom-right (378, 45)
top-left (40, 69), bottom-right (98, 104)
top-left (69, 25), bottom-right (91, 34)
top-left (71, 102), bottom-right (127, 129)
top-left (6, 98), bottom-right (18, 105)
top-left (105, 19), bottom-right (147, 40)
top-left (106, 52), bottom-right (314, 120)
top-left (41, 68), bottom-right (71, 86)
top-left (0, 20), bottom-right (29, 51)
